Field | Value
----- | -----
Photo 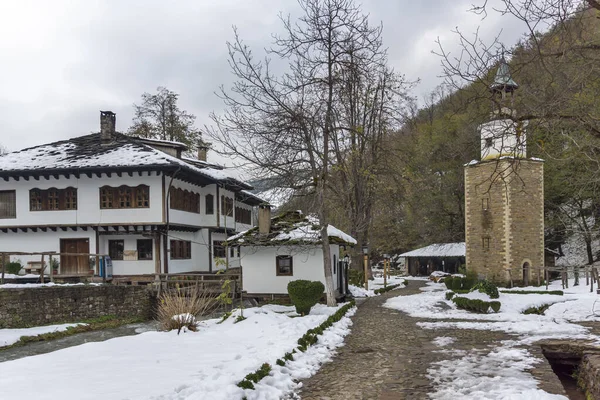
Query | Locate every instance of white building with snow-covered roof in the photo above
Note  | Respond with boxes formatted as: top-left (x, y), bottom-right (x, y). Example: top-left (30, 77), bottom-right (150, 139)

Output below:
top-left (226, 209), bottom-right (356, 298)
top-left (0, 111), bottom-right (265, 278)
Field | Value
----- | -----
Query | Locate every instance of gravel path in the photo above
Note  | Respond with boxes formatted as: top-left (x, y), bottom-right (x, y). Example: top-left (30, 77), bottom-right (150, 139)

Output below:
top-left (297, 279), bottom-right (566, 400)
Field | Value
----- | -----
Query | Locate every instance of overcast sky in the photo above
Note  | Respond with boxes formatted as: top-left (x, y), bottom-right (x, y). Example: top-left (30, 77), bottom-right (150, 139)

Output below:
top-left (0, 0), bottom-right (527, 160)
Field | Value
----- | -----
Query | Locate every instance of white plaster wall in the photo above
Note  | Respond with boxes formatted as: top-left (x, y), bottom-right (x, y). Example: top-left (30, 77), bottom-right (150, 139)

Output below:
top-left (241, 245), bottom-right (340, 294)
top-left (0, 229), bottom-right (96, 273)
top-left (166, 230), bottom-right (211, 273)
top-left (0, 172), bottom-right (163, 227)
top-left (98, 234), bottom-right (155, 275)
top-left (480, 119), bottom-right (527, 160)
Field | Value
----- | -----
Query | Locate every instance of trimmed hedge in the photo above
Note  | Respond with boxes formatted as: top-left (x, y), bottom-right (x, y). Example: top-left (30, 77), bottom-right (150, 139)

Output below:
top-left (472, 280), bottom-right (499, 299)
top-left (500, 290), bottom-right (563, 296)
top-left (445, 291), bottom-right (455, 300)
top-left (374, 282), bottom-right (407, 294)
top-left (452, 296), bottom-right (501, 313)
top-left (445, 275), bottom-right (477, 292)
top-left (238, 300), bottom-right (356, 391)
top-left (522, 304), bottom-right (552, 315)
top-left (287, 280), bottom-right (325, 316)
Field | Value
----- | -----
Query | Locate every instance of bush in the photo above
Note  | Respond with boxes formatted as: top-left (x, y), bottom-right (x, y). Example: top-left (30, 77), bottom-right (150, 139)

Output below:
top-left (6, 262), bottom-right (22, 275)
top-left (445, 291), bottom-right (455, 300)
top-left (490, 301), bottom-right (502, 313)
top-left (500, 290), bottom-right (563, 296)
top-left (463, 270), bottom-right (478, 290)
top-left (523, 304), bottom-right (552, 315)
top-left (287, 280), bottom-right (325, 316)
top-left (348, 269), bottom-right (364, 287)
top-left (472, 280), bottom-right (499, 299)
top-left (157, 288), bottom-right (218, 334)
top-left (374, 283), bottom-right (402, 294)
top-left (444, 277), bottom-right (454, 290)
top-left (451, 277), bottom-right (463, 292)
top-left (452, 296), bottom-right (502, 313)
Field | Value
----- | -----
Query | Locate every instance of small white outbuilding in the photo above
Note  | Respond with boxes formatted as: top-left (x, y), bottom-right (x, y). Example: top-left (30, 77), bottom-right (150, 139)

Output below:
top-left (226, 209), bottom-right (356, 297)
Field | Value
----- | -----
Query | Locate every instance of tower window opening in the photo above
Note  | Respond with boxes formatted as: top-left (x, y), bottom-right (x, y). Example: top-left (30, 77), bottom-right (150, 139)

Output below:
top-left (485, 137), bottom-right (493, 148)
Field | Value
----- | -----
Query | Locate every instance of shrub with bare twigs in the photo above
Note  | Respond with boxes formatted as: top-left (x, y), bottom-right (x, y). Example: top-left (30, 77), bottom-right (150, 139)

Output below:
top-left (157, 287), bottom-right (219, 334)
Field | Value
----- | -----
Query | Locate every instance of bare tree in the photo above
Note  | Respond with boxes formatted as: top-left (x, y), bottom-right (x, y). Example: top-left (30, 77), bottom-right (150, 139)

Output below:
top-left (129, 86), bottom-right (202, 150)
top-left (209, 0), bottom-right (393, 305)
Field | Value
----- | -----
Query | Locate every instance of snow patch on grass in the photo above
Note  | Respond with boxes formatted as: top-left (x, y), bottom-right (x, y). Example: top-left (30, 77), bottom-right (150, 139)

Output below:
top-left (0, 323), bottom-right (85, 347)
top-left (432, 336), bottom-right (456, 347)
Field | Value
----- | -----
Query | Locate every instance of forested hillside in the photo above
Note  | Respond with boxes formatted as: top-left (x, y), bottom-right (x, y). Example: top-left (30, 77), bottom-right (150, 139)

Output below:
top-left (366, 5), bottom-right (600, 262)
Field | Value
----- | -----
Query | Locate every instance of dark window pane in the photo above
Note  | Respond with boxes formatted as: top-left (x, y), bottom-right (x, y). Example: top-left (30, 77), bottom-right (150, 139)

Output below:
top-left (109, 240), bottom-right (124, 260)
top-left (137, 239), bottom-right (153, 260)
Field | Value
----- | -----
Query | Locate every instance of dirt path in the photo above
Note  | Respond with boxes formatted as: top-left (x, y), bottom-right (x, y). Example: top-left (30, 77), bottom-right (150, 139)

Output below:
top-left (297, 280), bottom-right (565, 400)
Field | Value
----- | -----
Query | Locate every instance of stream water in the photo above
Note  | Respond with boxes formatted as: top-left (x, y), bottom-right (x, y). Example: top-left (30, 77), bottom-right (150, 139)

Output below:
top-left (0, 321), bottom-right (157, 363)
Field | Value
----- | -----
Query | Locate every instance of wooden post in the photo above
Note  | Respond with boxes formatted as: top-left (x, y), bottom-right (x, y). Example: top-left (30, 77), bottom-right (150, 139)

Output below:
top-left (40, 254), bottom-right (45, 284)
top-left (1, 253), bottom-right (5, 285)
top-left (565, 267), bottom-right (569, 289)
top-left (545, 267), bottom-right (549, 291)
top-left (49, 254), bottom-right (54, 283)
top-left (383, 259), bottom-right (388, 289)
top-left (591, 268), bottom-right (595, 293)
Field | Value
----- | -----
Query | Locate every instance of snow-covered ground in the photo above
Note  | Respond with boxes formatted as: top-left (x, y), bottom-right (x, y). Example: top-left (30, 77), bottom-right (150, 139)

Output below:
top-left (0, 303), bottom-right (355, 400)
top-left (384, 279), bottom-right (600, 399)
top-left (0, 323), bottom-right (84, 347)
top-left (348, 274), bottom-right (407, 297)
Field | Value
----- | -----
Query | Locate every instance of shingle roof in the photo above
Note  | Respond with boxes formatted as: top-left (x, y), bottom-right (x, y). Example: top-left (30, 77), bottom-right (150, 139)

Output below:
top-left (226, 210), bottom-right (356, 246)
top-left (0, 132), bottom-right (253, 191)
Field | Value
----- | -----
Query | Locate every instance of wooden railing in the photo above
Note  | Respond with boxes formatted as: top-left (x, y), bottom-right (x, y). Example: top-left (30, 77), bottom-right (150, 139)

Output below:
top-left (153, 272), bottom-right (242, 298)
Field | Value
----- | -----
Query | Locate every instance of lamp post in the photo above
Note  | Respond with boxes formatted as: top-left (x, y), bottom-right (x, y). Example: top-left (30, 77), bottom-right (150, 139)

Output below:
top-left (383, 254), bottom-right (389, 288)
top-left (362, 244), bottom-right (369, 290)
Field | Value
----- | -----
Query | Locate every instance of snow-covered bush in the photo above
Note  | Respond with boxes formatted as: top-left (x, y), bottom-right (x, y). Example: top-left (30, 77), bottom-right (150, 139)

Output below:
top-left (452, 296), bottom-right (501, 313)
top-left (157, 287), bottom-right (218, 334)
top-left (287, 280), bottom-right (325, 316)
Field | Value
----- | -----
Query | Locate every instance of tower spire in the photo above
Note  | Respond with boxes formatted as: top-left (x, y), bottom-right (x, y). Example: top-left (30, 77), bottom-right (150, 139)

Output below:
top-left (490, 55), bottom-right (518, 95)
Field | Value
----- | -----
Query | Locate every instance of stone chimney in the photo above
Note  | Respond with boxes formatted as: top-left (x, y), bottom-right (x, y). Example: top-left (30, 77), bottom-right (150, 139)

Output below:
top-left (100, 111), bottom-right (116, 145)
top-left (197, 145), bottom-right (208, 161)
top-left (258, 205), bottom-right (272, 235)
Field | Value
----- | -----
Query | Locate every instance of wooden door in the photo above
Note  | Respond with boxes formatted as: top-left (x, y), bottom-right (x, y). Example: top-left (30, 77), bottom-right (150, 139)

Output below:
top-left (60, 239), bottom-right (90, 275)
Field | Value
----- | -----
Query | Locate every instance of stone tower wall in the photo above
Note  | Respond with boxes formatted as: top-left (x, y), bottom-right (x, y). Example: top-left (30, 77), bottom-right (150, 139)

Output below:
top-left (464, 159), bottom-right (544, 283)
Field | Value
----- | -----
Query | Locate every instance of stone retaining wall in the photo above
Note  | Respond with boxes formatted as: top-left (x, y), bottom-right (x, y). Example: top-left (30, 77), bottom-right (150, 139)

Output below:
top-left (0, 285), bottom-right (153, 328)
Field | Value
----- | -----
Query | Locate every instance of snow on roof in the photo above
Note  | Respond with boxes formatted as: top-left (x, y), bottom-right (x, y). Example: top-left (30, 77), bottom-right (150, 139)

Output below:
top-left (227, 211), bottom-right (356, 246)
top-left (136, 137), bottom-right (188, 149)
top-left (0, 132), bottom-right (253, 190)
top-left (399, 243), bottom-right (465, 258)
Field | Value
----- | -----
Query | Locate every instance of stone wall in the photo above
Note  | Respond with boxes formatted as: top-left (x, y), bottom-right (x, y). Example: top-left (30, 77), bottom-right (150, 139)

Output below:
top-left (465, 159), bottom-right (544, 283)
top-left (0, 285), bottom-right (153, 328)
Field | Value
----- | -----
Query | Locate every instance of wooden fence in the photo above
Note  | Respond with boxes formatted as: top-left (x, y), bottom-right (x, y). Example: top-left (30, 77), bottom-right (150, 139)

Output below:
top-left (152, 272), bottom-right (242, 298)
top-left (504, 264), bottom-right (600, 292)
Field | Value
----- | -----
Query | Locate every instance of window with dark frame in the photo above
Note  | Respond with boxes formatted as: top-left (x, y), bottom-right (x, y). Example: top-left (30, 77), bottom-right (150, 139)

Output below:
top-left (99, 185), bottom-right (149, 209)
top-left (137, 239), bottom-right (153, 260)
top-left (205, 194), bottom-right (214, 214)
top-left (276, 255), bottom-right (293, 276)
top-left (482, 198), bottom-right (489, 210)
top-left (108, 240), bottom-right (124, 260)
top-left (170, 240), bottom-right (191, 259)
top-left (482, 236), bottom-right (490, 250)
top-left (169, 187), bottom-right (200, 213)
top-left (0, 190), bottom-right (16, 219)
top-left (235, 206), bottom-right (252, 224)
top-left (220, 195), bottom-right (234, 216)
top-left (213, 241), bottom-right (226, 258)
top-left (29, 188), bottom-right (78, 211)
